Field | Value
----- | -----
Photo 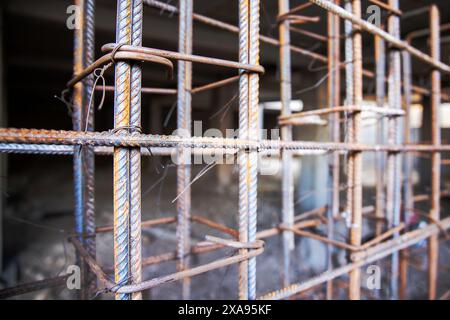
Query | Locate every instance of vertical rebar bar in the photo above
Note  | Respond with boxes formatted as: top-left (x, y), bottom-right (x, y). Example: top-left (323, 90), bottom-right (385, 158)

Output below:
top-left (72, 0), bottom-right (85, 300)
top-left (348, 0), bottom-right (363, 300)
top-left (278, 0), bottom-right (294, 288)
top-left (176, 0), bottom-right (193, 300)
top-left (326, 0), bottom-right (340, 300)
top-left (129, 0), bottom-right (143, 301)
top-left (113, 0), bottom-right (133, 300)
top-left (344, 0), bottom-right (353, 236)
top-left (238, 0), bottom-right (249, 300)
top-left (374, 32), bottom-right (386, 238)
top-left (400, 45), bottom-right (413, 300)
top-left (83, 0), bottom-right (96, 263)
top-left (344, 0), bottom-right (355, 298)
top-left (429, 4), bottom-right (441, 301)
top-left (238, 0), bottom-right (259, 300)
top-left (247, 0), bottom-right (260, 300)
top-left (387, 0), bottom-right (402, 300)
top-left (73, 0), bottom-right (96, 300)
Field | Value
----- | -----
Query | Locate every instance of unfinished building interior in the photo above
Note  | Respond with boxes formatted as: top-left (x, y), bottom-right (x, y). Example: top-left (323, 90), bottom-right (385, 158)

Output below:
top-left (0, 0), bottom-right (449, 300)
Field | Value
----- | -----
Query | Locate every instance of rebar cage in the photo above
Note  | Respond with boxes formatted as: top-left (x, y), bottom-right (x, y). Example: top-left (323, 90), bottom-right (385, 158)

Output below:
top-left (0, 0), bottom-right (449, 300)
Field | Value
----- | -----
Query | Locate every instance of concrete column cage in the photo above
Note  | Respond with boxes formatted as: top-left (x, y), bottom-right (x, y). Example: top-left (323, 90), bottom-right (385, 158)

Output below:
top-left (0, 0), bottom-right (449, 300)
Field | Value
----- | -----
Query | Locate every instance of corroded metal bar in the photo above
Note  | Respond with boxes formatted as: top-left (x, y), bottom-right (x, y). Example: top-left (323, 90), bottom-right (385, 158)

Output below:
top-left (73, 0), bottom-right (96, 300)
top-left (0, 275), bottom-right (70, 299)
top-left (429, 4), bottom-right (441, 301)
top-left (83, 0), bottom-right (96, 273)
top-left (400, 33), bottom-right (413, 302)
top-left (176, 0), bottom-right (193, 300)
top-left (0, 143), bottom-right (326, 157)
top-left (191, 76), bottom-right (240, 94)
top-left (129, 0), bottom-right (143, 300)
top-left (279, 105), bottom-right (404, 122)
top-left (113, 0), bottom-right (133, 300)
top-left (238, 0), bottom-right (260, 300)
top-left (326, 0), bottom-right (340, 299)
top-left (238, 0), bottom-right (250, 300)
top-left (4, 128), bottom-right (450, 152)
top-left (348, 0), bottom-right (363, 300)
top-left (375, 32), bottom-right (386, 237)
top-left (289, 26), bottom-right (327, 42)
top-left (386, 0), bottom-right (402, 300)
top-left (343, 0), bottom-right (354, 299)
top-left (247, 0), bottom-right (260, 300)
top-left (101, 44), bottom-right (264, 74)
top-left (374, 28), bottom-right (386, 300)
top-left (278, 0), bottom-right (294, 289)
top-left (96, 216), bottom-right (176, 234)
top-left (72, 0), bottom-right (86, 299)
top-left (68, 51), bottom-right (173, 88)
top-left (100, 85), bottom-right (177, 95)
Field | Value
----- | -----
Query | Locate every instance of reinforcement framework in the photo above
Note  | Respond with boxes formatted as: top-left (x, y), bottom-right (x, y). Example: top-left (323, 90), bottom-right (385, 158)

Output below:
top-left (0, 0), bottom-right (449, 300)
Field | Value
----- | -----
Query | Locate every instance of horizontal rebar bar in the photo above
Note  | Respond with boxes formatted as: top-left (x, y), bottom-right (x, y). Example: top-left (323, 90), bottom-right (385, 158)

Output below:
top-left (2, 128), bottom-right (450, 153)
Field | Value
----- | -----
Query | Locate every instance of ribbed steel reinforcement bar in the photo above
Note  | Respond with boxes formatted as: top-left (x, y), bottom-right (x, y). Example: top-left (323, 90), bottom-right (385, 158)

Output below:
top-left (386, 0), bottom-right (403, 300)
top-left (326, 0), bottom-right (340, 300)
top-left (374, 30), bottom-right (386, 239)
top-left (347, 0), bottom-right (363, 300)
top-left (4, 128), bottom-right (450, 153)
top-left (112, 0), bottom-right (143, 300)
top-left (429, 4), bottom-right (441, 301)
top-left (278, 0), bottom-right (294, 289)
top-left (129, 0), bottom-right (143, 301)
top-left (344, 7), bottom-right (354, 296)
top-left (176, 0), bottom-right (193, 300)
top-left (73, 0), bottom-right (96, 300)
top-left (238, 0), bottom-right (249, 300)
top-left (0, 143), bottom-right (326, 157)
top-left (400, 39), bottom-right (412, 300)
top-left (238, 0), bottom-right (260, 300)
top-left (374, 26), bottom-right (386, 301)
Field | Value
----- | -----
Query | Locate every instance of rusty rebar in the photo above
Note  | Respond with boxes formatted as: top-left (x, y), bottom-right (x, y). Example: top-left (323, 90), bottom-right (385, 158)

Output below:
top-left (113, 0), bottom-right (134, 300)
top-left (176, 0), bottom-right (193, 300)
top-left (326, 0), bottom-right (340, 300)
top-left (375, 32), bottom-right (386, 238)
top-left (72, 0), bottom-right (96, 300)
top-left (386, 0), bottom-right (402, 300)
top-left (278, 0), bottom-right (294, 289)
top-left (400, 31), bottom-right (413, 302)
top-left (4, 128), bottom-right (450, 153)
top-left (348, 0), bottom-right (363, 300)
top-left (238, 0), bottom-right (260, 300)
top-left (429, 4), bottom-right (441, 301)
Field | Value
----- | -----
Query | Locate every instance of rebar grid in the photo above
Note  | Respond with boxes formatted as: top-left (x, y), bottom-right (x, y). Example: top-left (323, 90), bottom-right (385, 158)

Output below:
top-left (1, 0), bottom-right (450, 301)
